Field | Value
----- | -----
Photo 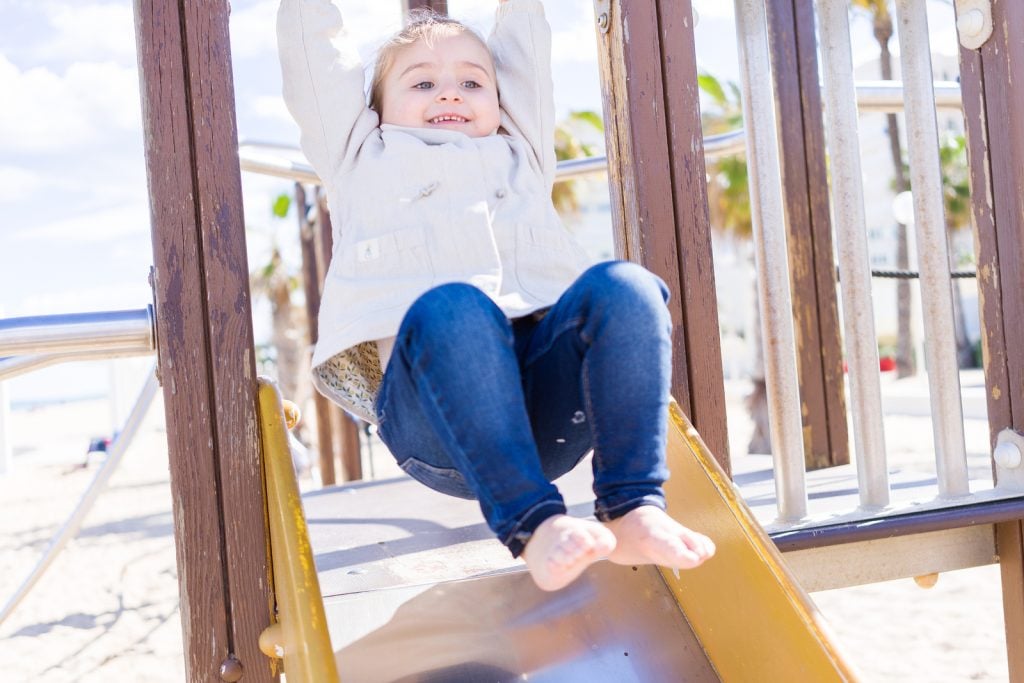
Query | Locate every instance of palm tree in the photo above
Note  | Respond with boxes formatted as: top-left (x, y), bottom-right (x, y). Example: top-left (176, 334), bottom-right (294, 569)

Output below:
top-left (851, 0), bottom-right (916, 378)
top-left (551, 110), bottom-right (604, 217)
top-left (698, 72), bottom-right (773, 453)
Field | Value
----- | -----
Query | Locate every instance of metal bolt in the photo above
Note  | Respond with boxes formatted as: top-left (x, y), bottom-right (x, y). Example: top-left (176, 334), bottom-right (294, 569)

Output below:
top-left (994, 441), bottom-right (1022, 469)
top-left (955, 0), bottom-right (993, 50)
top-left (597, 12), bottom-right (609, 33)
top-left (219, 656), bottom-right (243, 682)
top-left (956, 8), bottom-right (984, 37)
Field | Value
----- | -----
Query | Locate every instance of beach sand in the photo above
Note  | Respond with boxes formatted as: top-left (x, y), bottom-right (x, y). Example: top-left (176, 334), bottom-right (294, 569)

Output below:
top-left (0, 392), bottom-right (1011, 682)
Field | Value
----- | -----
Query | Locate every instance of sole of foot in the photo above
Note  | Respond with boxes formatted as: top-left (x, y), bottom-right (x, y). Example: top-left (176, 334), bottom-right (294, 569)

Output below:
top-left (522, 514), bottom-right (617, 592)
top-left (603, 505), bottom-right (715, 570)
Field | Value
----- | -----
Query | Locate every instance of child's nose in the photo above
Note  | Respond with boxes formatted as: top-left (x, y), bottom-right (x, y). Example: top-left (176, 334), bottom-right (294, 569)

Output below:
top-left (436, 83), bottom-right (463, 102)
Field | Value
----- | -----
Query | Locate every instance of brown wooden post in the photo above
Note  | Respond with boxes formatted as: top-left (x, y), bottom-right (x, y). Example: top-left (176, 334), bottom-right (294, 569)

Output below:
top-left (766, 0), bottom-right (849, 470)
top-left (958, 1), bottom-right (1024, 678)
top-left (592, 0), bottom-right (730, 472)
top-left (403, 0), bottom-right (448, 14)
top-left (337, 411), bottom-right (364, 481)
top-left (314, 194), bottom-right (364, 482)
top-left (297, 183), bottom-right (338, 486)
top-left (134, 1), bottom-right (274, 681)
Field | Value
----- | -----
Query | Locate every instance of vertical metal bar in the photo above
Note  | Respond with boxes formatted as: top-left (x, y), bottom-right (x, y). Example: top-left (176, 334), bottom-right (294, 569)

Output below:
top-left (893, 0), bottom-right (969, 498)
top-left (815, 1), bottom-right (890, 509)
top-left (733, 0), bottom-right (807, 521)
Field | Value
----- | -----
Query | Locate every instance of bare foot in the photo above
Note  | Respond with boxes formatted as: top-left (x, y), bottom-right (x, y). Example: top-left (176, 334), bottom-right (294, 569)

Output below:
top-left (603, 506), bottom-right (715, 570)
top-left (521, 515), bottom-right (617, 591)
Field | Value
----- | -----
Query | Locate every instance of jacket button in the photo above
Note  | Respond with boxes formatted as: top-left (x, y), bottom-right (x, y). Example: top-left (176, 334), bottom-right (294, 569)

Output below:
top-left (495, 189), bottom-right (506, 199)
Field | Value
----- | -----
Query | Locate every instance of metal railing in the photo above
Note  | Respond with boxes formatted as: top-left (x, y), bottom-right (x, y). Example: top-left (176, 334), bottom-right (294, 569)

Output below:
top-left (0, 307), bottom-right (156, 382)
top-left (238, 82), bottom-right (961, 189)
top-left (741, 0), bottom-right (973, 524)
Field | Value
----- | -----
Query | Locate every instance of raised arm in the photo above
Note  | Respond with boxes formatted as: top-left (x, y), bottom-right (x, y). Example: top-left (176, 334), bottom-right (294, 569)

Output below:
top-left (277, 0), bottom-right (379, 179)
top-left (489, 0), bottom-right (557, 189)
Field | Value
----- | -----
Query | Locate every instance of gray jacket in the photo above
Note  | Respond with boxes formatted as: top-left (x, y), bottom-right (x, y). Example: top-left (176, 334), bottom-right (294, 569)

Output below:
top-left (277, 0), bottom-right (591, 422)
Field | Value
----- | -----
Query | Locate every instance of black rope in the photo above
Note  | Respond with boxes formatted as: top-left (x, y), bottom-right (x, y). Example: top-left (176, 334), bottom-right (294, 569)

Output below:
top-left (870, 269), bottom-right (976, 280)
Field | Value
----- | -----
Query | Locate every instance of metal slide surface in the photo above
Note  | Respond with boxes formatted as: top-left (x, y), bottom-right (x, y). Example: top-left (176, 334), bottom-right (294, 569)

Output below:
top-left (303, 403), bottom-right (857, 682)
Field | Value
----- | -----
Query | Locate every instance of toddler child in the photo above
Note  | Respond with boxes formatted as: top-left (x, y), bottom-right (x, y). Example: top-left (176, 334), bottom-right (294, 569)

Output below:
top-left (277, 0), bottom-right (715, 591)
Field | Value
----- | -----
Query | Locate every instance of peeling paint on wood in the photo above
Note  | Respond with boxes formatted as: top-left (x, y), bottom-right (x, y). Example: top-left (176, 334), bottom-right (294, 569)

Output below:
top-left (136, 1), bottom-right (274, 680)
top-left (593, 0), bottom-right (729, 472)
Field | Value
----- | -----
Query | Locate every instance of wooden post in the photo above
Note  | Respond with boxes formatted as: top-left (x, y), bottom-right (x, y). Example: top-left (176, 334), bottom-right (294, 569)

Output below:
top-left (134, 1), bottom-right (274, 681)
top-left (592, 0), bottom-right (730, 472)
top-left (297, 183), bottom-right (338, 486)
top-left (312, 196), bottom-right (364, 482)
top-left (403, 0), bottom-right (448, 14)
top-left (958, 1), bottom-right (1024, 678)
top-left (766, 0), bottom-right (849, 470)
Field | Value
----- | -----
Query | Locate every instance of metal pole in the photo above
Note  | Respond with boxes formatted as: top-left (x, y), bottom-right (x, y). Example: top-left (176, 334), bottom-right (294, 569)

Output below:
top-left (734, 0), bottom-right (807, 521)
top-left (816, 0), bottom-right (890, 509)
top-left (894, 0), bottom-right (969, 498)
top-left (0, 307), bottom-right (155, 358)
top-left (0, 347), bottom-right (155, 383)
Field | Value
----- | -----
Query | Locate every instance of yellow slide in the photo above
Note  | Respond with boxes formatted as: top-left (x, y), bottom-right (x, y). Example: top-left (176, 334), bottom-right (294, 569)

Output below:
top-left (255, 379), bottom-right (858, 682)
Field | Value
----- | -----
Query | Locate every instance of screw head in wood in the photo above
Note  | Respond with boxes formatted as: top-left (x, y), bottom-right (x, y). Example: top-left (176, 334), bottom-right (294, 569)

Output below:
top-left (219, 656), bottom-right (243, 682)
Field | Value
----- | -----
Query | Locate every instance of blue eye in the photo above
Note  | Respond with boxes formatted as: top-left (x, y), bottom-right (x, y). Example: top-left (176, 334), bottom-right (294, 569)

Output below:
top-left (413, 81), bottom-right (433, 90)
top-left (462, 81), bottom-right (481, 89)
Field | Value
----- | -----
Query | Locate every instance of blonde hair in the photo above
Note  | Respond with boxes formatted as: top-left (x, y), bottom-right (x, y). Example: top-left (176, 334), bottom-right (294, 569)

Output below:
top-left (369, 10), bottom-right (491, 114)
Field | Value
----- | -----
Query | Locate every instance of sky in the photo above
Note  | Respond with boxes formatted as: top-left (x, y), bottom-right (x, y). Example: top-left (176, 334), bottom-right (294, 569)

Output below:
top-left (0, 0), bottom-right (959, 405)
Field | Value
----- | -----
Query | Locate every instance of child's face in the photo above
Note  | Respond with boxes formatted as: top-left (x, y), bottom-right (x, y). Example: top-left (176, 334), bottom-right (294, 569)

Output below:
top-left (379, 32), bottom-right (501, 138)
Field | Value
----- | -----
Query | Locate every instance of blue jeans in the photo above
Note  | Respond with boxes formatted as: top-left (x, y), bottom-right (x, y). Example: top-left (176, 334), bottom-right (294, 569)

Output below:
top-left (374, 261), bottom-right (672, 557)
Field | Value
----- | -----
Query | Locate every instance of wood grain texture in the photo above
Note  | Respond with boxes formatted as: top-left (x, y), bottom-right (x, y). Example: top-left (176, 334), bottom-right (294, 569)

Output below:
top-left (997, 521), bottom-right (1024, 682)
top-left (766, 0), bottom-right (849, 469)
top-left (135, 1), bottom-right (274, 680)
top-left (656, 0), bottom-right (730, 472)
top-left (593, 0), bottom-right (729, 471)
top-left (297, 183), bottom-right (337, 486)
top-left (959, 0), bottom-right (1024, 676)
top-left (403, 0), bottom-right (448, 14)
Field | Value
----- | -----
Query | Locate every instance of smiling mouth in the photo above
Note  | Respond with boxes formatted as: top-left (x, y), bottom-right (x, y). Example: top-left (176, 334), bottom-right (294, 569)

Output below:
top-left (429, 115), bottom-right (469, 124)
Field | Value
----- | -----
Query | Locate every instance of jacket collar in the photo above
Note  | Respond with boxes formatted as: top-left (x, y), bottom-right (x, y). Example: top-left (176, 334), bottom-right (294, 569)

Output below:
top-left (380, 123), bottom-right (476, 146)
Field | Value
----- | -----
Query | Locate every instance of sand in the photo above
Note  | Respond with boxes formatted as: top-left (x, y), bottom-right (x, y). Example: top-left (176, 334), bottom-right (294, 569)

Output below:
top-left (0, 392), bottom-right (1011, 682)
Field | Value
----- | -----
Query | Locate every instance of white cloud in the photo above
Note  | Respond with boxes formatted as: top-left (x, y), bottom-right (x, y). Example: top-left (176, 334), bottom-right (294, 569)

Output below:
top-left (0, 55), bottom-right (141, 153)
top-left (14, 202), bottom-right (150, 244)
top-left (230, 1), bottom-right (280, 59)
top-left (35, 2), bottom-right (137, 64)
top-left (551, 17), bottom-right (598, 64)
top-left (231, 0), bottom-right (404, 62)
top-left (0, 166), bottom-right (44, 202)
top-left (248, 94), bottom-right (294, 124)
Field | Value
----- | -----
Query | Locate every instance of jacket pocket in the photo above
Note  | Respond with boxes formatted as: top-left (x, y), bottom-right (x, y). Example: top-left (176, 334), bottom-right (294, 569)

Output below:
top-left (342, 224), bottom-right (434, 280)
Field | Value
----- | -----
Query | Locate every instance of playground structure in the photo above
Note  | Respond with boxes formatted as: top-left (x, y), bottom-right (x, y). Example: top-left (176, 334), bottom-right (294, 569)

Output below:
top-left (4, 0), bottom-right (1024, 680)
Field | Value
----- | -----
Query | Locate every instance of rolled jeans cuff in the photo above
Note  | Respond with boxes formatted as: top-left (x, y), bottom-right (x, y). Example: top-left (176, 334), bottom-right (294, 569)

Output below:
top-left (502, 498), bottom-right (568, 557)
top-left (594, 492), bottom-right (667, 523)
